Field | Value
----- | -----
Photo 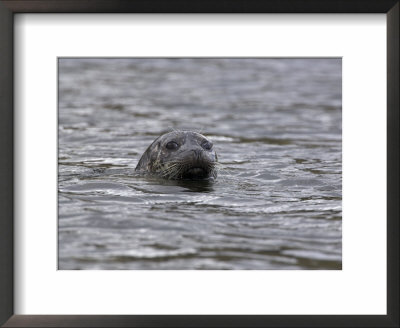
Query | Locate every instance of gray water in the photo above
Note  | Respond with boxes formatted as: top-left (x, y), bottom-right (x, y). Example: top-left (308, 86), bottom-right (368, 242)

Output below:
top-left (58, 58), bottom-right (342, 270)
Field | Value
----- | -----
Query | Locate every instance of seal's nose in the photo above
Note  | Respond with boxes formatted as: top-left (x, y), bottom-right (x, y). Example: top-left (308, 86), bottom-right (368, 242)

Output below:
top-left (192, 149), bottom-right (202, 160)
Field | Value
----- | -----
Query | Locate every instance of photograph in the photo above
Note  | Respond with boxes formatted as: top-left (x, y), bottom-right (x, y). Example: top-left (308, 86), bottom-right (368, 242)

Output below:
top-left (58, 58), bottom-right (342, 270)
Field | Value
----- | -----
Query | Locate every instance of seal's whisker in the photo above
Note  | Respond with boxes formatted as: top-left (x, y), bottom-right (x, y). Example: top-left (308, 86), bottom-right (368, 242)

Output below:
top-left (168, 164), bottom-right (185, 179)
top-left (160, 162), bottom-right (188, 179)
top-left (160, 164), bottom-right (180, 178)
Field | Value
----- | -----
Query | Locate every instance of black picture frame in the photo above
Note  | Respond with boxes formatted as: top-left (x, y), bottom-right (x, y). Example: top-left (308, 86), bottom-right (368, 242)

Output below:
top-left (0, 1), bottom-right (398, 327)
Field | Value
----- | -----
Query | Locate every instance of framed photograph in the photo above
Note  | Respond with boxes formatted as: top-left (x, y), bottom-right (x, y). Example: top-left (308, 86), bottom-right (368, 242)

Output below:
top-left (0, 1), bottom-right (398, 327)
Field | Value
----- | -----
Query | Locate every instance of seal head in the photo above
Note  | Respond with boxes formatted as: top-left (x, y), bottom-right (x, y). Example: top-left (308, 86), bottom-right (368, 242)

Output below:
top-left (135, 131), bottom-right (218, 180)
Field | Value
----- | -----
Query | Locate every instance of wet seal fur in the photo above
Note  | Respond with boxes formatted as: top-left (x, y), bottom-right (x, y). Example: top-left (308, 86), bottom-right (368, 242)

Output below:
top-left (135, 131), bottom-right (218, 180)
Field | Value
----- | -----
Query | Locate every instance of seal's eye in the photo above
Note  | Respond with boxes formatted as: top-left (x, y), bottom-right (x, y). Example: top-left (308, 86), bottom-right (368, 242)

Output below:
top-left (202, 140), bottom-right (213, 150)
top-left (166, 141), bottom-right (179, 150)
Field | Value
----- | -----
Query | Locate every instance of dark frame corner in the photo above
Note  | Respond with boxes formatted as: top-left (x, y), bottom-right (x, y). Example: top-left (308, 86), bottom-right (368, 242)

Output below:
top-left (0, 1), bottom-right (398, 327)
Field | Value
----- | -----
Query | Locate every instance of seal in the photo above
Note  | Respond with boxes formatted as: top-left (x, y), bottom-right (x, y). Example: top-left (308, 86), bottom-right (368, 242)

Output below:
top-left (135, 131), bottom-right (218, 180)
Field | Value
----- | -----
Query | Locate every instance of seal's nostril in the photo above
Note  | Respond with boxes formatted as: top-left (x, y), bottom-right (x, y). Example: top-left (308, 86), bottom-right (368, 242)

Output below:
top-left (202, 140), bottom-right (213, 150)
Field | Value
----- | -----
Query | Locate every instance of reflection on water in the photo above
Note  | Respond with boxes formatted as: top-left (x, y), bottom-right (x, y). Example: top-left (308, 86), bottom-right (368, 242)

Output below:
top-left (58, 58), bottom-right (342, 270)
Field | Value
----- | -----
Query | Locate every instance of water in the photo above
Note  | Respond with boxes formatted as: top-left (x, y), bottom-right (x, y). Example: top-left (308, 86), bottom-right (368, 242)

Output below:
top-left (58, 58), bottom-right (342, 270)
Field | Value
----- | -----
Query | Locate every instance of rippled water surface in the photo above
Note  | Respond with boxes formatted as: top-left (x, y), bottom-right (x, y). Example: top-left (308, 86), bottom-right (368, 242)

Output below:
top-left (58, 58), bottom-right (342, 270)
